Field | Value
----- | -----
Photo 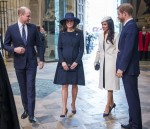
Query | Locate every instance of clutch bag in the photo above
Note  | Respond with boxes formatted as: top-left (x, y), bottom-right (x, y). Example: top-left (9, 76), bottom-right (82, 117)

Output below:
top-left (66, 59), bottom-right (77, 72)
top-left (67, 63), bottom-right (77, 72)
top-left (95, 63), bottom-right (100, 71)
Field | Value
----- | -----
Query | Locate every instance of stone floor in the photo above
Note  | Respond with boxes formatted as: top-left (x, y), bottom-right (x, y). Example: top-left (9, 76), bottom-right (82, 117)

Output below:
top-left (5, 45), bottom-right (150, 129)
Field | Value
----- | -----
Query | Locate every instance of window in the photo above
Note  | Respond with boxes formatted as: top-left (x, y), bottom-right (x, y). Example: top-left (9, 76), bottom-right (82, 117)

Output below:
top-left (76, 0), bottom-right (84, 29)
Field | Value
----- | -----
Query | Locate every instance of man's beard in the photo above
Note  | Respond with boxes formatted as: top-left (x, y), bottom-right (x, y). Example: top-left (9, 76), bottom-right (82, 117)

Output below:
top-left (119, 18), bottom-right (124, 23)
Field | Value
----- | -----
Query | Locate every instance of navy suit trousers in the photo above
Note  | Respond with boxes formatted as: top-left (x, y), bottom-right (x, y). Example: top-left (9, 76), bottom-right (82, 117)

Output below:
top-left (15, 67), bottom-right (37, 117)
top-left (122, 75), bottom-right (142, 129)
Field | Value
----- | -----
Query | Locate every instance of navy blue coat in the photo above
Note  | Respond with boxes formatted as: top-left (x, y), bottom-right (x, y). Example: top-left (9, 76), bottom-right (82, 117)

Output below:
top-left (116, 20), bottom-right (140, 75)
top-left (0, 53), bottom-right (20, 129)
top-left (54, 30), bottom-right (85, 85)
top-left (4, 23), bottom-right (44, 69)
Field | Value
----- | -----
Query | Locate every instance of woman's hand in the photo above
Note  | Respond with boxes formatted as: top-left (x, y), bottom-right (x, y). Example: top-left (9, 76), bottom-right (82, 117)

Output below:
top-left (70, 62), bottom-right (78, 70)
top-left (62, 62), bottom-right (69, 71)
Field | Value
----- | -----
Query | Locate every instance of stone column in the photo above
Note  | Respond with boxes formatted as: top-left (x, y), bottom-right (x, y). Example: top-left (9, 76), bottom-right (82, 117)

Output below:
top-left (29, 0), bottom-right (39, 25)
top-left (54, 0), bottom-right (59, 59)
top-left (38, 0), bottom-right (42, 26)
top-left (59, 0), bottom-right (66, 19)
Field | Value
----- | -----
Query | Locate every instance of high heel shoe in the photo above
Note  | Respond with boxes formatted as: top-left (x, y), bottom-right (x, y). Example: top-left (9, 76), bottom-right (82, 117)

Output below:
top-left (71, 104), bottom-right (76, 114)
top-left (103, 103), bottom-right (116, 117)
top-left (72, 110), bottom-right (76, 114)
top-left (103, 106), bottom-right (111, 117)
top-left (60, 108), bottom-right (68, 117)
top-left (109, 103), bottom-right (116, 113)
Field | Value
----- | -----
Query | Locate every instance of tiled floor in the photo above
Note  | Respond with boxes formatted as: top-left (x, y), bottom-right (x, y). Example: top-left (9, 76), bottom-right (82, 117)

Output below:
top-left (6, 47), bottom-right (150, 129)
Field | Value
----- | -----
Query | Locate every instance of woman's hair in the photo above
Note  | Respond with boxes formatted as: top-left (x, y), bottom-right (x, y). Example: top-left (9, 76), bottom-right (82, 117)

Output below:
top-left (60, 20), bottom-right (78, 32)
top-left (106, 19), bottom-right (115, 44)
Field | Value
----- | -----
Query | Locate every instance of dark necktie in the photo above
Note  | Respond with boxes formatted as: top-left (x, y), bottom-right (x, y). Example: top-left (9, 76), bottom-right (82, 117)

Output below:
top-left (22, 25), bottom-right (26, 45)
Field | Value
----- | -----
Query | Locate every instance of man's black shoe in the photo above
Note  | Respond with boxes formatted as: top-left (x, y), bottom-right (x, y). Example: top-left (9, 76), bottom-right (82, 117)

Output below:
top-left (21, 111), bottom-right (28, 119)
top-left (121, 124), bottom-right (132, 129)
top-left (28, 116), bottom-right (37, 123)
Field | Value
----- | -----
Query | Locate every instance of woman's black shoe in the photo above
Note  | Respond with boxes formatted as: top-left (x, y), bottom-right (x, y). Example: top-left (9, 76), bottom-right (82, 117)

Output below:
top-left (109, 103), bottom-right (116, 113)
top-left (103, 112), bottom-right (110, 117)
top-left (60, 108), bottom-right (68, 117)
top-left (103, 103), bottom-right (116, 117)
top-left (71, 104), bottom-right (76, 114)
top-left (103, 106), bottom-right (111, 117)
top-left (72, 110), bottom-right (76, 114)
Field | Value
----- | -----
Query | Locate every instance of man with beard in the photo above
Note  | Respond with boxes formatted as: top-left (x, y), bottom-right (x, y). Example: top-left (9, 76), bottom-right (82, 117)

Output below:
top-left (116, 3), bottom-right (142, 129)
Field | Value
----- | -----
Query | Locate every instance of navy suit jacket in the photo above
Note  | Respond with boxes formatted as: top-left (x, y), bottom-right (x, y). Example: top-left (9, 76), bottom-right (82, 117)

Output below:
top-left (116, 19), bottom-right (140, 75)
top-left (4, 23), bottom-right (44, 69)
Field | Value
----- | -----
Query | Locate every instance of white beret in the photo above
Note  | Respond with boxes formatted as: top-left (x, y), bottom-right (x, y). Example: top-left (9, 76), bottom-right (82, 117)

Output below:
top-left (101, 16), bottom-right (112, 23)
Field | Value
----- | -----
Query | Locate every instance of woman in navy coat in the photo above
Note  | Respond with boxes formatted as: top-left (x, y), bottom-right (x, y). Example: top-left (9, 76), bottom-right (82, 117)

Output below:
top-left (0, 52), bottom-right (20, 129)
top-left (54, 12), bottom-right (85, 117)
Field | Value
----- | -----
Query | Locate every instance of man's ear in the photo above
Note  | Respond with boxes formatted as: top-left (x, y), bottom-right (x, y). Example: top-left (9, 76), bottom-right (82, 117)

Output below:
top-left (123, 11), bottom-right (127, 16)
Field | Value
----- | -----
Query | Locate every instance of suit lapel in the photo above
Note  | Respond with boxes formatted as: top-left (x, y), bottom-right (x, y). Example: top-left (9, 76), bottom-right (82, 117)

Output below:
top-left (124, 19), bottom-right (134, 29)
top-left (14, 23), bottom-right (25, 46)
top-left (26, 24), bottom-right (31, 45)
top-left (118, 25), bottom-right (124, 46)
top-left (118, 20), bottom-right (135, 48)
top-left (16, 23), bottom-right (22, 38)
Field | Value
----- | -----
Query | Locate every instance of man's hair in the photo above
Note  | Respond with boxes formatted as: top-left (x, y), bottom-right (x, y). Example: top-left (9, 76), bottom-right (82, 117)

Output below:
top-left (117, 3), bottom-right (133, 16)
top-left (18, 7), bottom-right (27, 15)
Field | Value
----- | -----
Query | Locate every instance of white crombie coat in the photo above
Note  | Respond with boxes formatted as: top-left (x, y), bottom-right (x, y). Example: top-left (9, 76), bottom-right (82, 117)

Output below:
top-left (94, 32), bottom-right (120, 90)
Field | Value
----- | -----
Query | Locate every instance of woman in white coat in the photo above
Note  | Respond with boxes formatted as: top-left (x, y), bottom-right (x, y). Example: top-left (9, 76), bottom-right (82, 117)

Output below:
top-left (94, 16), bottom-right (120, 117)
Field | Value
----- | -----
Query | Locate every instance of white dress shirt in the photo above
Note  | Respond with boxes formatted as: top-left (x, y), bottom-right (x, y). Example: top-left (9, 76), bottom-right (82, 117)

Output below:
top-left (124, 18), bottom-right (133, 26)
top-left (18, 20), bottom-right (28, 40)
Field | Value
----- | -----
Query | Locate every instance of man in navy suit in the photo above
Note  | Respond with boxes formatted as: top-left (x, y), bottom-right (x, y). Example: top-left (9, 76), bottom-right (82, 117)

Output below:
top-left (116, 3), bottom-right (142, 129)
top-left (4, 6), bottom-right (44, 123)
